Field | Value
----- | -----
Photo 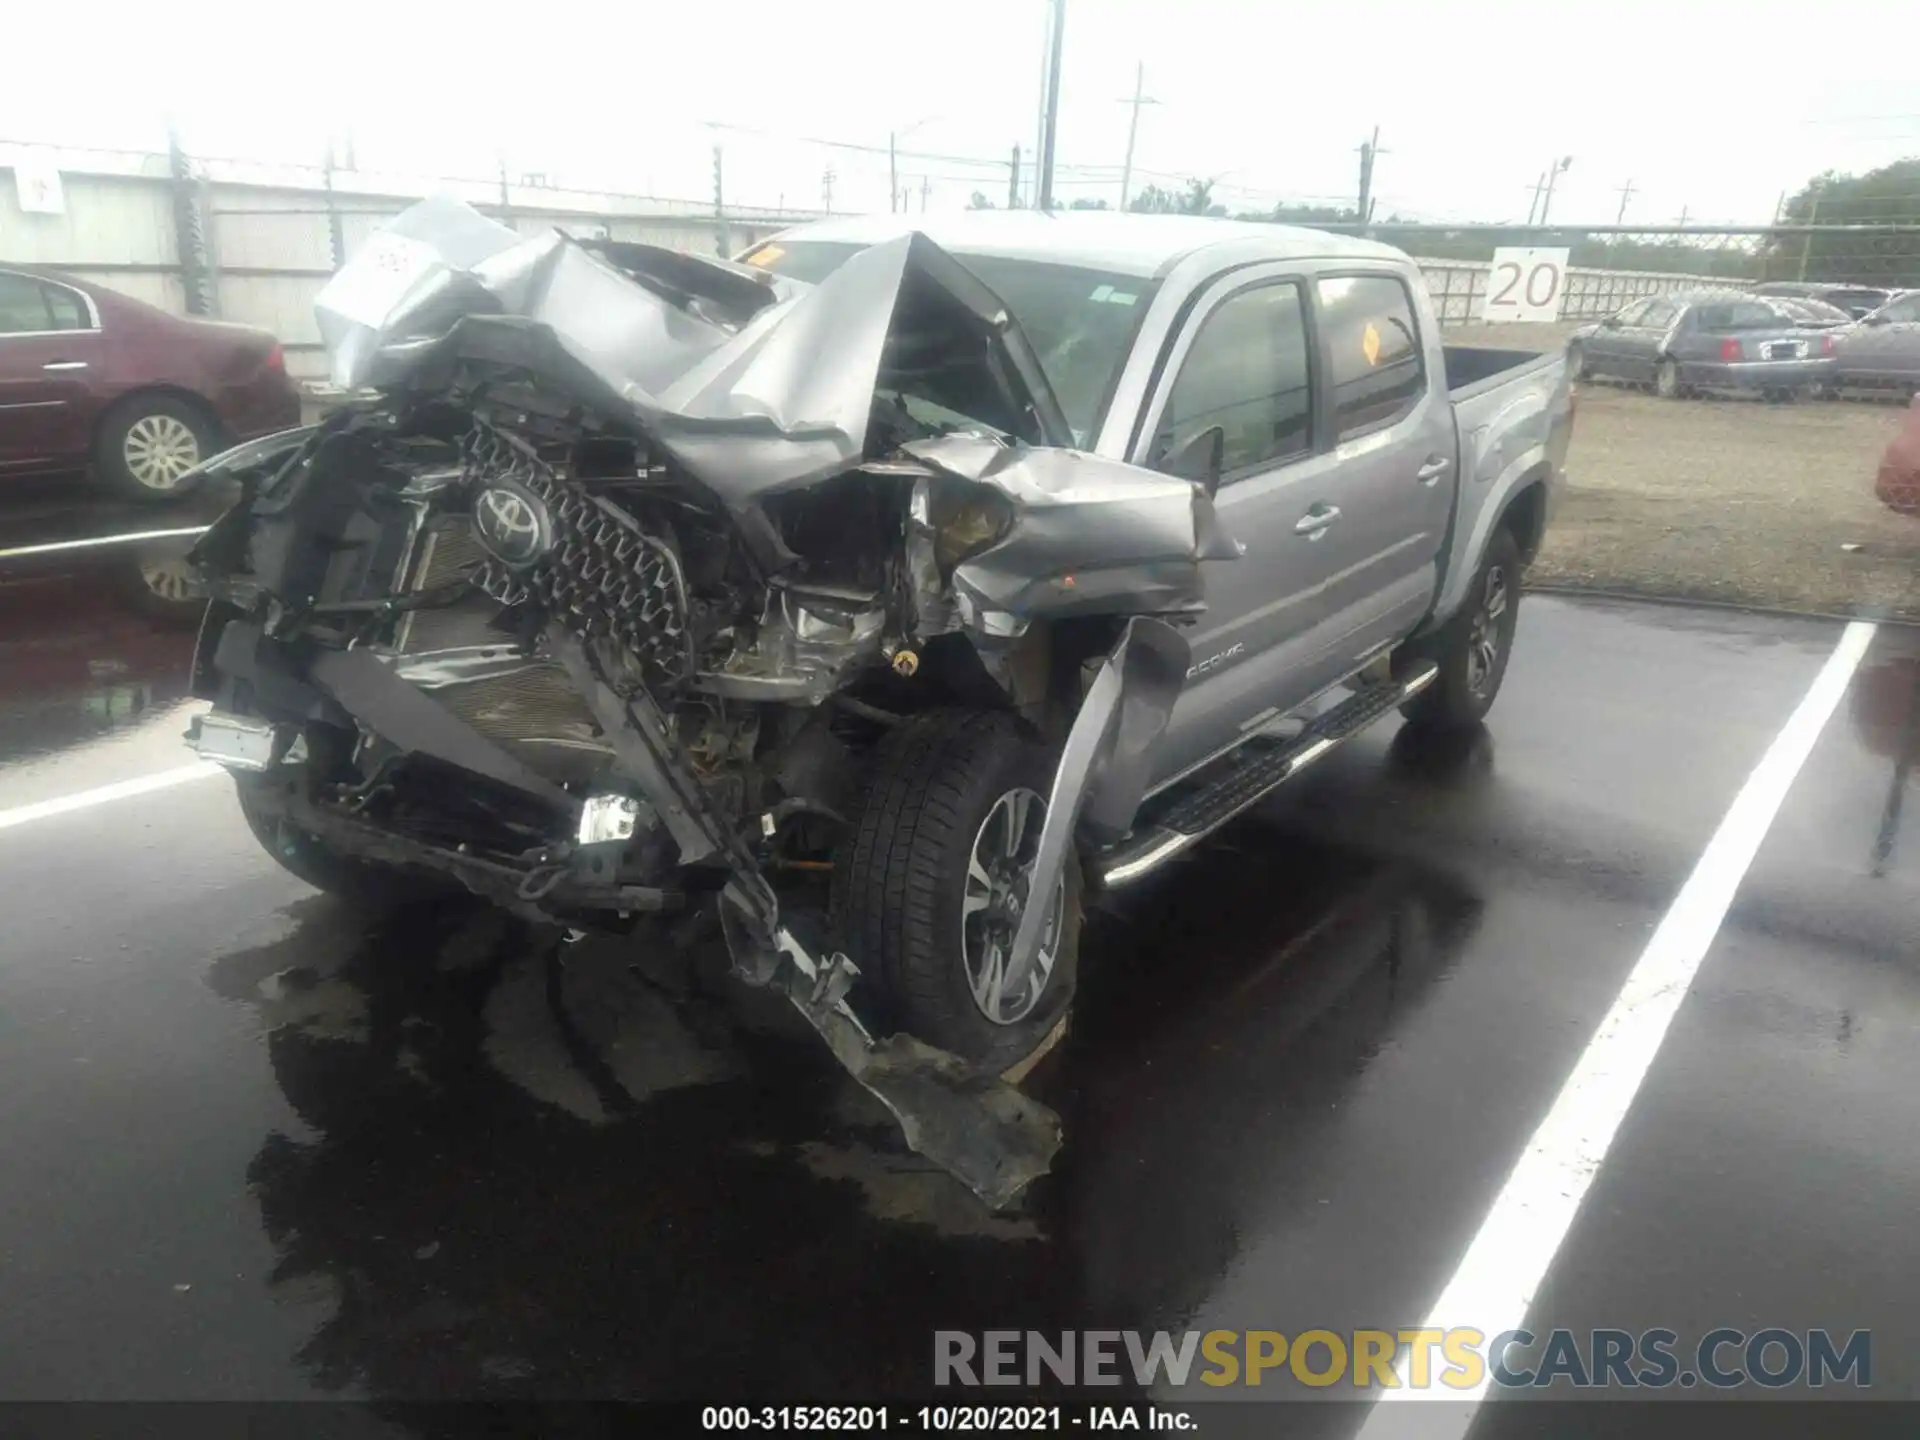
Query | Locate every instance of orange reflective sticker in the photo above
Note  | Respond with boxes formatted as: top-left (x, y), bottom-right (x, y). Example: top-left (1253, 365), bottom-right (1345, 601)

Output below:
top-left (1362, 322), bottom-right (1382, 366)
top-left (744, 244), bottom-right (785, 268)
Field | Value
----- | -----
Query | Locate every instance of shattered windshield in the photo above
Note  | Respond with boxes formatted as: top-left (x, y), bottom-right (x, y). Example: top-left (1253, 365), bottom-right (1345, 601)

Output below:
top-left (743, 239), bottom-right (1155, 445)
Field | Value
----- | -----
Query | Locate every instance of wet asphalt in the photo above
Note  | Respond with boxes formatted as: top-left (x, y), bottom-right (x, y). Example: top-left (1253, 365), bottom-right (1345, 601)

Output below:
top-left (2, 489), bottom-right (1918, 1426)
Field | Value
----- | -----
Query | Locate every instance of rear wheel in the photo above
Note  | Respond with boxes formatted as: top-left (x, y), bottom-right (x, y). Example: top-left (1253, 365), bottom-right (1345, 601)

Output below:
top-left (95, 394), bottom-right (219, 501)
top-left (833, 710), bottom-right (1081, 1074)
top-left (1398, 527), bottom-right (1522, 736)
top-left (1654, 357), bottom-right (1686, 400)
top-left (1566, 342), bottom-right (1587, 382)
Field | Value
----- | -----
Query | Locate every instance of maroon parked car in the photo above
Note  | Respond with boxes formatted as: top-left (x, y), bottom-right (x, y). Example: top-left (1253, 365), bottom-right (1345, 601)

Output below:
top-left (0, 265), bottom-right (301, 502)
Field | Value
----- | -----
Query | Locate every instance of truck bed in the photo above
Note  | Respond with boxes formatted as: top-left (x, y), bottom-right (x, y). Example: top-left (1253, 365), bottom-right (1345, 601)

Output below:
top-left (1443, 345), bottom-right (1561, 401)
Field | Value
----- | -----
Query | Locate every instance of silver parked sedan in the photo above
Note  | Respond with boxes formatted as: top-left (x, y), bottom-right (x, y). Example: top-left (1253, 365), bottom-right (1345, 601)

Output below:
top-left (1568, 290), bottom-right (1838, 399)
top-left (1833, 290), bottom-right (1920, 396)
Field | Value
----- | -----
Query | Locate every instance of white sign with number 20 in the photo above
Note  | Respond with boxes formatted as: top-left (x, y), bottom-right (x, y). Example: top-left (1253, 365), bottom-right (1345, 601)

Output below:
top-left (1482, 247), bottom-right (1570, 324)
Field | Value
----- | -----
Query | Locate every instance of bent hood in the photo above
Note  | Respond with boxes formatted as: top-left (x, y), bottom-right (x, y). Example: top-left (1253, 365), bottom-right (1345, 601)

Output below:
top-left (314, 197), bottom-right (1074, 504)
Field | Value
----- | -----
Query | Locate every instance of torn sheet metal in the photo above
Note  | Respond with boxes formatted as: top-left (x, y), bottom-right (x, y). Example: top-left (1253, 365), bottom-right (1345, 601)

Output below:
top-left (316, 198), bottom-right (1070, 504)
top-left (903, 434), bottom-right (1239, 623)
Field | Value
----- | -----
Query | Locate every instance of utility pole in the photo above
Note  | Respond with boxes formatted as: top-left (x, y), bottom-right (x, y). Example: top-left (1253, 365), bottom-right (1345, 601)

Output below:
top-left (1538, 155), bottom-right (1573, 226)
top-left (920, 176), bottom-right (932, 212)
top-left (1614, 178), bottom-right (1637, 225)
top-left (1798, 182), bottom-right (1823, 280)
top-left (1009, 144), bottom-right (1022, 208)
top-left (1526, 171), bottom-right (1547, 225)
top-left (1117, 61), bottom-right (1159, 211)
top-left (712, 144), bottom-right (729, 257)
top-left (822, 165), bottom-right (835, 214)
top-left (1357, 126), bottom-right (1383, 232)
top-left (1036, 0), bottom-right (1067, 211)
top-left (889, 132), bottom-right (898, 214)
top-left (1676, 204), bottom-right (1690, 226)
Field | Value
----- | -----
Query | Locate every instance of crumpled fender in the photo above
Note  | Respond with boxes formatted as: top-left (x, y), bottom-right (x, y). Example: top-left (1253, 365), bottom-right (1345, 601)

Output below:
top-left (998, 616), bottom-right (1191, 1003)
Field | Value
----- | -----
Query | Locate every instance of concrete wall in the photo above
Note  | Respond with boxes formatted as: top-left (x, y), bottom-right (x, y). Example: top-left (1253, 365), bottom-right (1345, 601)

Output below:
top-left (1, 145), bottom-right (821, 382)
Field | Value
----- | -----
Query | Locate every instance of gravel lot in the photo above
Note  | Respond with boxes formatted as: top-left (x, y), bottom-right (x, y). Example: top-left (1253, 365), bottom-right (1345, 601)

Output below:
top-left (1537, 385), bottom-right (1920, 619)
top-left (1443, 322), bottom-right (1919, 618)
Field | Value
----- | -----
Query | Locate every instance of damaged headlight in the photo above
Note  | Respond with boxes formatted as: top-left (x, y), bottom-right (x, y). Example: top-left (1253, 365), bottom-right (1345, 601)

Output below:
top-left (916, 478), bottom-right (1015, 572)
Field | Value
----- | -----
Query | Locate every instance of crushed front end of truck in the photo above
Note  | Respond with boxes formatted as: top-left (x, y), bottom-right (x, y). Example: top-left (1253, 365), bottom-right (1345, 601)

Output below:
top-left (184, 199), bottom-right (1225, 1205)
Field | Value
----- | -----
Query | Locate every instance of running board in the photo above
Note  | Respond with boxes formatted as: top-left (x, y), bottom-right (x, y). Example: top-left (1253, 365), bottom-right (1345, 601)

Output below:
top-left (1093, 662), bottom-right (1438, 889)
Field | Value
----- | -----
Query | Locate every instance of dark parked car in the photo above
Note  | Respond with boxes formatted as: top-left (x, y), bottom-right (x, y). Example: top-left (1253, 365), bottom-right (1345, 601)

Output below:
top-left (1568, 290), bottom-right (1837, 399)
top-left (1749, 280), bottom-right (1892, 320)
top-left (1834, 290), bottom-right (1920, 396)
top-left (0, 266), bottom-right (302, 501)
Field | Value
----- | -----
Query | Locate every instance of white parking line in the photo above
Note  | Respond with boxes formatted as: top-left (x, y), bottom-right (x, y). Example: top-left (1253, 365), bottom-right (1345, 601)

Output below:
top-left (0, 763), bottom-right (223, 835)
top-left (0, 526), bottom-right (210, 562)
top-left (1358, 618), bottom-right (1876, 1435)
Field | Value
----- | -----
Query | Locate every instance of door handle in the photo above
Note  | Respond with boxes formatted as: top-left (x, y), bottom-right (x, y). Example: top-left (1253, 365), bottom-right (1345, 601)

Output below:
top-left (41, 361), bottom-right (89, 371)
top-left (1294, 505), bottom-right (1341, 537)
top-left (1415, 456), bottom-right (1451, 484)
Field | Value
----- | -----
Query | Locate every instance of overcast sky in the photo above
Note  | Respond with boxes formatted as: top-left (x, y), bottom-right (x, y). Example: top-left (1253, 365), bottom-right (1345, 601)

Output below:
top-left (5, 0), bottom-right (1916, 225)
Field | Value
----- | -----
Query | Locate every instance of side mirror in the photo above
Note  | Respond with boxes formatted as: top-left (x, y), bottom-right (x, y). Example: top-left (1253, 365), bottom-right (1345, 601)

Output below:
top-left (1601, 316), bottom-right (1622, 329)
top-left (1159, 426), bottom-right (1225, 494)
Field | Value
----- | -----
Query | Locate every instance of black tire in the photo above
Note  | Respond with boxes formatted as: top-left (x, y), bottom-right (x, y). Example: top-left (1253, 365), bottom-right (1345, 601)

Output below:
top-left (832, 709), bottom-right (1082, 1074)
top-left (94, 393), bottom-right (219, 502)
top-left (234, 769), bottom-right (446, 908)
top-left (1397, 527), bottom-right (1522, 735)
top-left (1654, 357), bottom-right (1687, 401)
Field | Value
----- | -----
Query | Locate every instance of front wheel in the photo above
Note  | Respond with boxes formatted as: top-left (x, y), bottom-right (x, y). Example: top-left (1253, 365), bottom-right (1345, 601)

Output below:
top-left (1566, 342), bottom-right (1587, 382)
top-left (1398, 528), bottom-right (1522, 736)
top-left (833, 710), bottom-right (1081, 1074)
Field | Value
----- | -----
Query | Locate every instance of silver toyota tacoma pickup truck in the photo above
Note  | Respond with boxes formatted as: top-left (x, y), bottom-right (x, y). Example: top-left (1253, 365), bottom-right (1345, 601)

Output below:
top-left (183, 202), bottom-right (1571, 1204)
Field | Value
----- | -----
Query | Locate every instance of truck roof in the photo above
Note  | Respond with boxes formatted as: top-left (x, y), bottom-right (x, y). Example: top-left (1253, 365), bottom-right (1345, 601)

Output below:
top-left (775, 210), bottom-right (1405, 279)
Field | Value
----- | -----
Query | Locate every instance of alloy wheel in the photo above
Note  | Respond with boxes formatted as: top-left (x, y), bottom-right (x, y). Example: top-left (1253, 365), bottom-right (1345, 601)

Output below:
top-left (1466, 565), bottom-right (1509, 697)
top-left (123, 414), bottom-right (202, 490)
top-left (960, 786), bottom-right (1064, 1025)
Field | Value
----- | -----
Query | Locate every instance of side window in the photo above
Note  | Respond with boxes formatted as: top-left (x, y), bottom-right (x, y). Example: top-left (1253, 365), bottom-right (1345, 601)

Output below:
top-left (43, 284), bottom-right (91, 331)
top-left (0, 274), bottom-right (54, 335)
top-left (1156, 281), bottom-right (1312, 475)
top-left (1883, 295), bottom-right (1920, 324)
top-left (1614, 299), bottom-right (1653, 325)
top-left (1317, 275), bottom-right (1423, 440)
top-left (1640, 300), bottom-right (1677, 328)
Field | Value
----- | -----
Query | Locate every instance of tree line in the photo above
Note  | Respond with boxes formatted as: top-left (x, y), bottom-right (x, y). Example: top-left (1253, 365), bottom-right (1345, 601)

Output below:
top-left (970, 159), bottom-right (1920, 286)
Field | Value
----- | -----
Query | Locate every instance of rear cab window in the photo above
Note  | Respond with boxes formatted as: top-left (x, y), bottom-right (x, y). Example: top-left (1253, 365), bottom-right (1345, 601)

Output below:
top-left (1315, 274), bottom-right (1424, 441)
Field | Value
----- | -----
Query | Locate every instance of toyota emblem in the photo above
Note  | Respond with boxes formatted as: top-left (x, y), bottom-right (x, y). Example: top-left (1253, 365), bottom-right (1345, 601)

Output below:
top-left (472, 482), bottom-right (551, 567)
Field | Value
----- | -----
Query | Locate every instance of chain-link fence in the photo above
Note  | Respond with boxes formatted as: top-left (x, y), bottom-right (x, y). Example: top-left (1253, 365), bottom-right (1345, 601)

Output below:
top-left (1359, 219), bottom-right (1920, 623)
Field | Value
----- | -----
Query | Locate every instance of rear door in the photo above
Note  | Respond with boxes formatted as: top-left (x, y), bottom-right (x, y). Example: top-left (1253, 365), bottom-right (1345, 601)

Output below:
top-left (0, 271), bottom-right (104, 475)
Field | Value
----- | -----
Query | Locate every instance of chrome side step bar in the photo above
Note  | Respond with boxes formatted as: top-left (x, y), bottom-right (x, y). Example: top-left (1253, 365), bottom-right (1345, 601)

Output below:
top-left (1092, 662), bottom-right (1439, 888)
